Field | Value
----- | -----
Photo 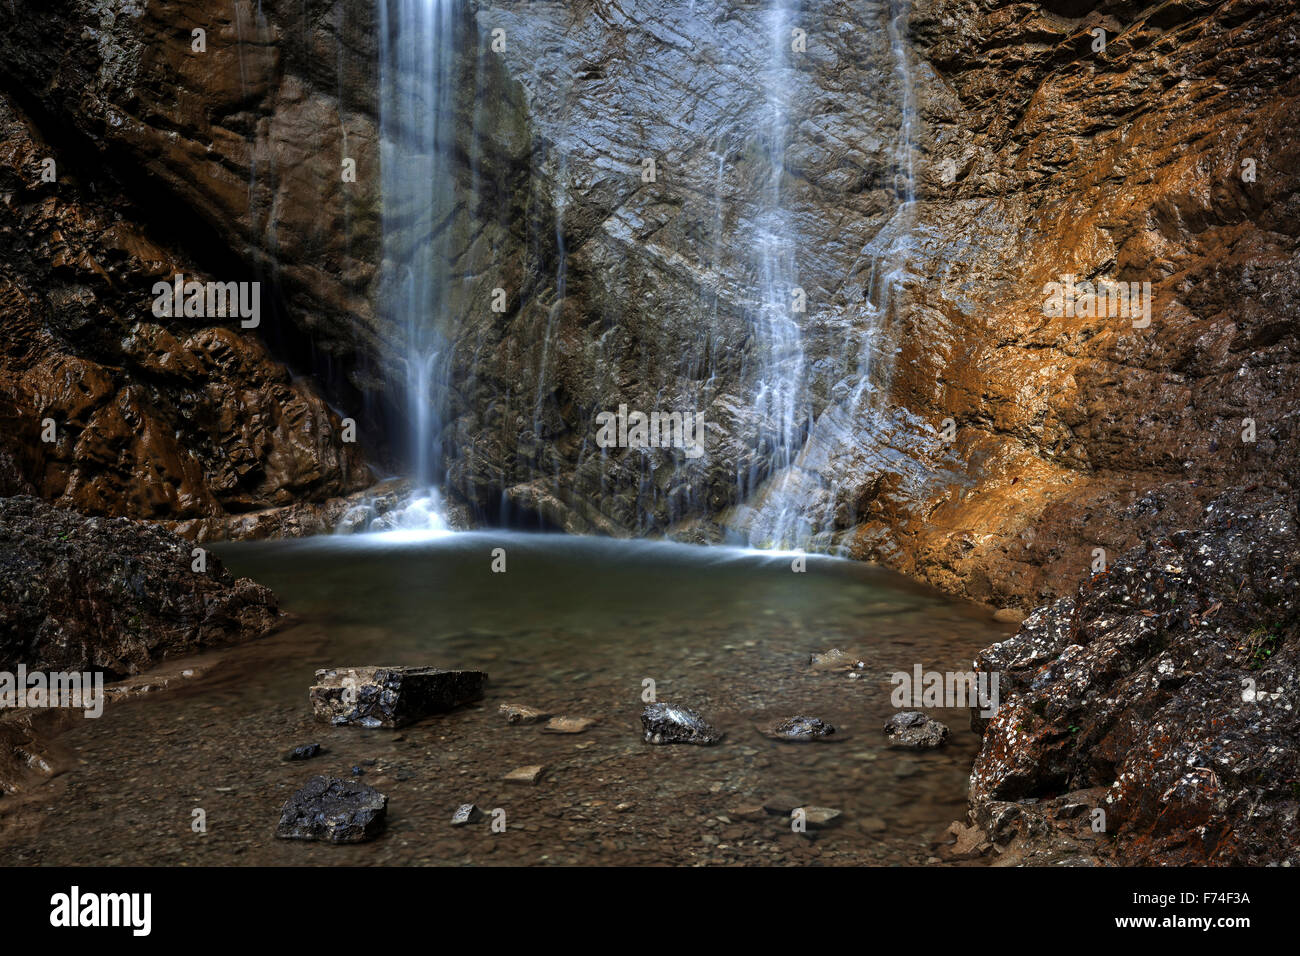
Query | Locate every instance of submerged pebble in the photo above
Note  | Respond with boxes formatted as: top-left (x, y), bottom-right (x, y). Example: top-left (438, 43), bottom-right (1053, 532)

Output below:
top-left (758, 715), bottom-right (839, 742)
top-left (883, 711), bottom-right (950, 750)
top-left (284, 743), bottom-right (323, 761)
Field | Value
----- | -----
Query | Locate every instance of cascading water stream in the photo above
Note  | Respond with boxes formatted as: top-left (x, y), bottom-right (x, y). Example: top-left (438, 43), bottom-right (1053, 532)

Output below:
top-left (739, 0), bottom-right (810, 551)
top-left (369, 0), bottom-right (460, 532)
top-left (737, 0), bottom-right (919, 553)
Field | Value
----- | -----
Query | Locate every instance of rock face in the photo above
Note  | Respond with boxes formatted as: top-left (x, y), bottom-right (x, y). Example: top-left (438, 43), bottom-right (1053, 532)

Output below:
top-left (0, 0), bottom-right (530, 531)
top-left (0, 495), bottom-right (279, 676)
top-left (968, 490), bottom-right (1300, 865)
top-left (275, 775), bottom-right (388, 844)
top-left (310, 666), bottom-right (487, 728)
top-left (0, 0), bottom-right (386, 396)
top-left (1, 0), bottom-right (1296, 611)
top-left (449, 0), bottom-right (1300, 616)
top-left (0, 88), bottom-right (373, 533)
top-left (641, 702), bottom-right (724, 746)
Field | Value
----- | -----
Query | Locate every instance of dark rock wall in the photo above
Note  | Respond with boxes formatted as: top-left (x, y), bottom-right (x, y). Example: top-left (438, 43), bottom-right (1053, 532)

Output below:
top-left (0, 495), bottom-right (280, 676)
top-left (1, 0), bottom-right (1296, 612)
top-left (0, 90), bottom-right (373, 520)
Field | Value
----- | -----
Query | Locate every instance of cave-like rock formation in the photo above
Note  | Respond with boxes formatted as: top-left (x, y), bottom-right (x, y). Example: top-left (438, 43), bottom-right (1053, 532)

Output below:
top-left (2, 0), bottom-right (1297, 613)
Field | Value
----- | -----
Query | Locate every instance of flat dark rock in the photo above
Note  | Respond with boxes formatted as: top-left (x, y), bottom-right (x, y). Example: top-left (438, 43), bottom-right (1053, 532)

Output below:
top-left (275, 775), bottom-right (388, 844)
top-left (641, 702), bottom-right (724, 745)
top-left (311, 666), bottom-right (487, 728)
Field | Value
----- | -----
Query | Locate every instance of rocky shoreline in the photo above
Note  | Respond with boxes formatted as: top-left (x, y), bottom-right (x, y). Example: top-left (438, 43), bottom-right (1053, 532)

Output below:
top-left (957, 489), bottom-right (1300, 866)
top-left (0, 495), bottom-right (281, 791)
top-left (4, 487), bottom-right (1299, 867)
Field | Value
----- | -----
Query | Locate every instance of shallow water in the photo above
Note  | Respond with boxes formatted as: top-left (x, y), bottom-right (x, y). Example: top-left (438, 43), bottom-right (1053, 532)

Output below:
top-left (4, 533), bottom-right (1013, 866)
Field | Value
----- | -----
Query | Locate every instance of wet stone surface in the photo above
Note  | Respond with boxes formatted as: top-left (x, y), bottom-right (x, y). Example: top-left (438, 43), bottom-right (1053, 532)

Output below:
top-left (642, 703), bottom-right (725, 746)
top-left (883, 712), bottom-right (950, 750)
top-left (311, 666), bottom-right (487, 728)
top-left (275, 775), bottom-right (388, 844)
top-left (758, 716), bottom-right (839, 742)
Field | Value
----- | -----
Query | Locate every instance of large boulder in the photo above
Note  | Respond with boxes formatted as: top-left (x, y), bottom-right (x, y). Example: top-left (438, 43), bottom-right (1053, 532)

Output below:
top-left (0, 495), bottom-right (280, 676)
top-left (310, 666), bottom-right (488, 728)
top-left (968, 490), bottom-right (1300, 865)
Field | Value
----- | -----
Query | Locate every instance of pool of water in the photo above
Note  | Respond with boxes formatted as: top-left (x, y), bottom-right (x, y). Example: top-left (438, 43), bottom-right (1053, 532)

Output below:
top-left (3, 532), bottom-right (1013, 866)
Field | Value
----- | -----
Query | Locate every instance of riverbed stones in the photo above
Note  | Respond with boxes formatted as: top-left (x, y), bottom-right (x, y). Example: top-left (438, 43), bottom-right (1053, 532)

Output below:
top-left (762, 793), bottom-right (803, 815)
top-left (641, 702), bottom-right (724, 745)
top-left (451, 804), bottom-right (484, 826)
top-left (275, 775), bottom-right (387, 844)
top-left (883, 711), bottom-right (950, 750)
top-left (505, 765), bottom-right (546, 784)
top-left (499, 703), bottom-right (551, 724)
top-left (758, 715), bottom-right (838, 742)
top-left (543, 716), bottom-right (597, 734)
top-left (310, 666), bottom-right (487, 728)
top-left (284, 743), bottom-right (323, 761)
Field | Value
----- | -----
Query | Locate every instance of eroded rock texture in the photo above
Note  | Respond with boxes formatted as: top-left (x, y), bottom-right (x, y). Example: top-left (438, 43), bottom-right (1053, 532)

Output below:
top-left (0, 89), bottom-right (373, 529)
top-left (0, 0), bottom-right (1296, 610)
top-left (458, 0), bottom-right (1300, 609)
top-left (969, 489), bottom-right (1300, 865)
top-left (0, 496), bottom-right (280, 676)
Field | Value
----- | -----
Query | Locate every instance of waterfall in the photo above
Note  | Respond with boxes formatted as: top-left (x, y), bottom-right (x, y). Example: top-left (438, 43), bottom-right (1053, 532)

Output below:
top-left (370, 0), bottom-right (459, 532)
top-left (737, 0), bottom-right (810, 551)
top-left (735, 0), bottom-right (918, 552)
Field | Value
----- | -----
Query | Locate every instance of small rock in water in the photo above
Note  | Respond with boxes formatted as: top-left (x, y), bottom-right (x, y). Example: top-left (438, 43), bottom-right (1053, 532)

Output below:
top-left (939, 820), bottom-right (991, 860)
top-left (883, 711), bottom-right (950, 750)
top-left (284, 743), bottom-right (323, 761)
top-left (275, 775), bottom-right (387, 844)
top-left (762, 793), bottom-right (804, 815)
top-left (505, 765), bottom-right (546, 784)
top-left (499, 703), bottom-right (551, 724)
top-left (795, 806), bottom-right (843, 829)
top-left (641, 702), bottom-right (724, 745)
top-left (543, 716), bottom-right (597, 734)
top-left (351, 765), bottom-right (366, 776)
top-left (451, 804), bottom-right (484, 826)
top-left (310, 665), bottom-right (487, 728)
top-left (759, 715), bottom-right (839, 742)
top-left (809, 648), bottom-right (865, 672)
